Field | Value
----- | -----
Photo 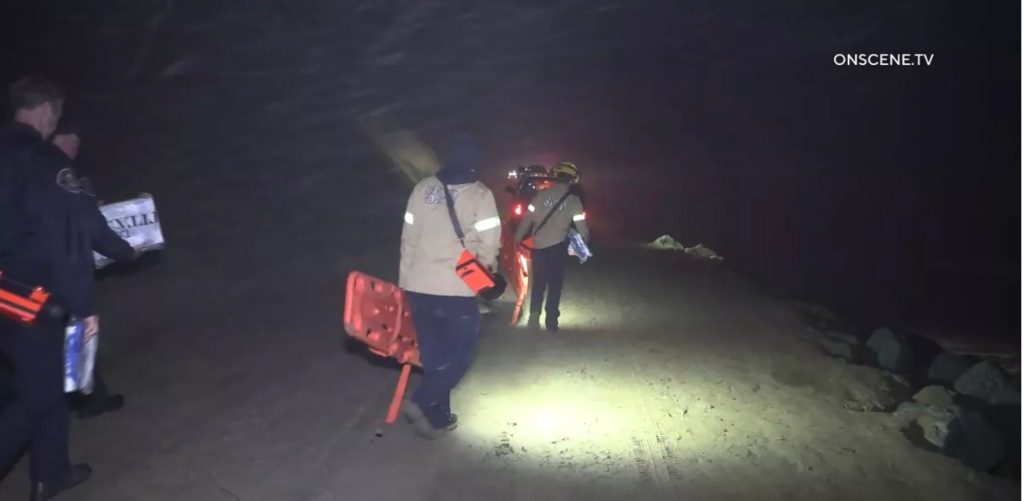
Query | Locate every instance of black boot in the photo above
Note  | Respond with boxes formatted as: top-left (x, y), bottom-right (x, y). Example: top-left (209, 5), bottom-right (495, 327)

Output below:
top-left (400, 400), bottom-right (446, 440)
top-left (30, 464), bottom-right (92, 501)
top-left (526, 315), bottom-right (541, 330)
top-left (77, 394), bottom-right (125, 420)
top-left (545, 310), bottom-right (560, 332)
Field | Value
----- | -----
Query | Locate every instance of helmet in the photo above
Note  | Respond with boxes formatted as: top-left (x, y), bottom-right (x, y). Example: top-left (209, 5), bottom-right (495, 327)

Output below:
top-left (550, 161), bottom-right (580, 184)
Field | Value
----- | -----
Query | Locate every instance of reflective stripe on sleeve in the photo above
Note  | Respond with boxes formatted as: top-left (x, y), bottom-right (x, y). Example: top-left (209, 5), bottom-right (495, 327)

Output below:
top-left (404, 212), bottom-right (414, 225)
top-left (473, 216), bottom-right (501, 232)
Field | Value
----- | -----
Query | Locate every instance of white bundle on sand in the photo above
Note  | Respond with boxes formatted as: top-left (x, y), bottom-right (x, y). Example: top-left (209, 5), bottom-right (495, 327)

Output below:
top-left (683, 243), bottom-right (724, 261)
top-left (93, 193), bottom-right (166, 269)
top-left (647, 235), bottom-right (724, 261)
top-left (649, 234), bottom-right (685, 250)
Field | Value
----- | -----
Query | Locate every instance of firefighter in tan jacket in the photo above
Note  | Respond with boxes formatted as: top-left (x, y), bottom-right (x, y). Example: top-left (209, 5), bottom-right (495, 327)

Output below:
top-left (398, 134), bottom-right (500, 439)
top-left (515, 162), bottom-right (588, 331)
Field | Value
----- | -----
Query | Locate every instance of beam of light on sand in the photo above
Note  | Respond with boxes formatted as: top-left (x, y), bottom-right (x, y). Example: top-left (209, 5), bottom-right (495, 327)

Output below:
top-left (452, 364), bottom-right (729, 464)
top-left (510, 292), bottom-right (619, 331)
top-left (461, 385), bottom-right (626, 446)
top-left (446, 357), bottom-right (852, 500)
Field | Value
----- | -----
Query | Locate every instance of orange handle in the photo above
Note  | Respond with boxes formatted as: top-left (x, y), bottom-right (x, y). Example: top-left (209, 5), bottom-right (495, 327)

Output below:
top-left (385, 364), bottom-right (413, 425)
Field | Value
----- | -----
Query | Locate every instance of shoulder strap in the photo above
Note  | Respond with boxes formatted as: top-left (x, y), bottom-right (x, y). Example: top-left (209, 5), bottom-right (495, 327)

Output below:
top-left (531, 189), bottom-right (573, 236)
top-left (440, 180), bottom-right (467, 248)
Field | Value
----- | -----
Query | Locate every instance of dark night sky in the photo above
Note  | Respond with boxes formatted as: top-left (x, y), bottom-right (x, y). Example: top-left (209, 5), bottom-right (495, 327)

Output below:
top-left (0, 0), bottom-right (1020, 337)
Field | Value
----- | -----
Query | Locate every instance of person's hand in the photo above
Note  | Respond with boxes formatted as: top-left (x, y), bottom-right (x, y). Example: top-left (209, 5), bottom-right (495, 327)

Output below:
top-left (84, 315), bottom-right (99, 340)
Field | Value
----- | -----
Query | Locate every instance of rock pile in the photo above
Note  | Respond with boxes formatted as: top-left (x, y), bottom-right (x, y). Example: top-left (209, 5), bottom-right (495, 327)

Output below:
top-left (809, 324), bottom-right (1019, 475)
top-left (894, 386), bottom-right (1008, 472)
top-left (954, 360), bottom-right (1021, 406)
top-left (865, 327), bottom-right (944, 381)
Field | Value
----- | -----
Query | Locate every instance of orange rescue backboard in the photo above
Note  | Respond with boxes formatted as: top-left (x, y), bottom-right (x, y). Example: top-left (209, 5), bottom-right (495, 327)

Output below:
top-left (344, 271), bottom-right (421, 367)
top-left (499, 222), bottom-right (531, 325)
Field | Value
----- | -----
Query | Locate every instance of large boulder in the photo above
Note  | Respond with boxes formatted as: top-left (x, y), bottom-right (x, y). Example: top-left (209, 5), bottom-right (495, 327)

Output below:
top-left (867, 327), bottom-right (913, 373)
top-left (904, 333), bottom-right (945, 375)
top-left (894, 401), bottom-right (958, 449)
top-left (893, 401), bottom-right (1007, 472)
top-left (955, 360), bottom-right (1020, 405)
top-left (945, 410), bottom-right (1008, 472)
top-left (913, 385), bottom-right (955, 408)
top-left (866, 327), bottom-right (944, 379)
top-left (927, 352), bottom-right (973, 385)
top-left (989, 405), bottom-right (1022, 480)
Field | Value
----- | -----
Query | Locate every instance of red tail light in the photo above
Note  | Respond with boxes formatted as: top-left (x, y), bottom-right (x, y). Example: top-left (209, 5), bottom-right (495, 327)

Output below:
top-left (514, 204), bottom-right (522, 215)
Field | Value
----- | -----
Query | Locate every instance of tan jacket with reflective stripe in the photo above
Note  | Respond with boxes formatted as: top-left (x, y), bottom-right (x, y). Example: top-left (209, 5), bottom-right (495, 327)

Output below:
top-left (400, 176), bottom-right (501, 297)
top-left (514, 183), bottom-right (589, 250)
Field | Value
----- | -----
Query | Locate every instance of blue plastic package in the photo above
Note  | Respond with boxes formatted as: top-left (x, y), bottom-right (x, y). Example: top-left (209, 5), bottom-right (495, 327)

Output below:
top-left (63, 319), bottom-right (83, 393)
top-left (63, 318), bottom-right (97, 394)
top-left (567, 229), bottom-right (592, 263)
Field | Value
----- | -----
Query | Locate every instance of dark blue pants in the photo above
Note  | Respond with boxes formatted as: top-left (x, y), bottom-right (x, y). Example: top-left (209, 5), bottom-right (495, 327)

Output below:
top-left (530, 241), bottom-right (569, 327)
top-left (405, 292), bottom-right (480, 430)
top-left (0, 319), bottom-right (72, 484)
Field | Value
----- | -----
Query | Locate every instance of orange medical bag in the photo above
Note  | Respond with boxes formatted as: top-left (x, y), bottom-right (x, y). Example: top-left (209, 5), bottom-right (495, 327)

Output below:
top-left (456, 249), bottom-right (496, 294)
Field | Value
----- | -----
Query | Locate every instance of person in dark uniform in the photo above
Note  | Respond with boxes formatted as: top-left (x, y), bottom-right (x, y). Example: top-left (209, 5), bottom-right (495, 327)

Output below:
top-left (49, 117), bottom-right (134, 420)
top-left (0, 76), bottom-right (133, 501)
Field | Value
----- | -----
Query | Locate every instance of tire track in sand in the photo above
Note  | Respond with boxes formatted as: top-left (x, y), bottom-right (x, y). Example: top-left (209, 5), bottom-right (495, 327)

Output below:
top-left (621, 347), bottom-right (685, 499)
